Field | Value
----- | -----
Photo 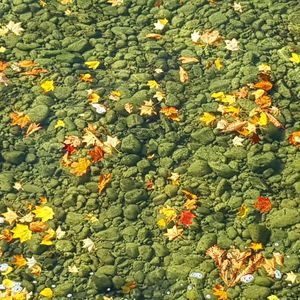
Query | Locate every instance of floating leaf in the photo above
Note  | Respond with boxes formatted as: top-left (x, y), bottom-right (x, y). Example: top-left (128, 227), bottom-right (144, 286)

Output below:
top-left (255, 196), bottom-right (272, 213)
top-left (159, 206), bottom-right (177, 223)
top-left (11, 224), bottom-right (32, 243)
top-left (33, 206), bottom-right (54, 222)
top-left (80, 73), bottom-right (93, 82)
top-left (232, 136), bottom-right (244, 147)
top-left (200, 112), bottom-right (216, 125)
top-left (10, 111), bottom-right (31, 128)
top-left (224, 38), bottom-right (239, 51)
top-left (178, 56), bottom-right (199, 64)
top-left (29, 221), bottom-right (47, 232)
top-left (139, 100), bottom-right (157, 116)
top-left (290, 53), bottom-right (300, 64)
top-left (191, 30), bottom-right (201, 43)
top-left (2, 208), bottom-right (18, 225)
top-left (179, 66), bottom-right (188, 83)
top-left (257, 112), bottom-right (268, 126)
top-left (98, 173), bottom-right (112, 193)
top-left (200, 30), bottom-right (221, 45)
top-left (248, 242), bottom-right (263, 252)
top-left (41, 228), bottom-right (56, 245)
top-left (285, 271), bottom-right (297, 283)
top-left (82, 237), bottom-right (95, 252)
top-left (6, 21), bottom-right (24, 35)
top-left (160, 106), bottom-right (180, 121)
top-left (213, 284), bottom-right (228, 300)
top-left (25, 123), bottom-right (42, 137)
top-left (41, 80), bottom-right (55, 92)
top-left (253, 81), bottom-right (273, 91)
top-left (147, 80), bottom-right (159, 89)
top-left (13, 255), bottom-right (27, 269)
top-left (215, 57), bottom-right (223, 70)
top-left (238, 204), bottom-right (249, 218)
top-left (85, 60), bottom-right (100, 70)
top-left (70, 158), bottom-right (91, 176)
top-left (179, 211), bottom-right (196, 227)
top-left (109, 90), bottom-right (121, 101)
top-left (145, 33), bottom-right (162, 40)
top-left (89, 146), bottom-right (104, 163)
top-left (164, 225), bottom-right (183, 241)
top-left (40, 288), bottom-right (53, 298)
top-left (255, 95), bottom-right (272, 108)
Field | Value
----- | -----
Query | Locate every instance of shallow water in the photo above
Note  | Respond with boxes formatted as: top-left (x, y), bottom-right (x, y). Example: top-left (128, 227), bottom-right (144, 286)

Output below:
top-left (0, 0), bottom-right (300, 299)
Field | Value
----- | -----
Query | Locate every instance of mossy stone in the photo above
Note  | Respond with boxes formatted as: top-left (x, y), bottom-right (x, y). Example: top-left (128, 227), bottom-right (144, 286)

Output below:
top-left (247, 152), bottom-right (277, 171)
top-left (67, 39), bottom-right (89, 52)
top-left (191, 128), bottom-right (215, 145)
top-left (55, 240), bottom-right (74, 252)
top-left (124, 189), bottom-right (147, 204)
top-left (23, 184), bottom-right (44, 194)
top-left (121, 134), bottom-right (142, 154)
top-left (54, 283), bottom-right (73, 297)
top-left (208, 11), bottom-right (228, 26)
top-left (92, 274), bottom-right (112, 291)
top-left (96, 227), bottom-right (120, 241)
top-left (158, 142), bottom-right (175, 157)
top-left (196, 233), bottom-right (217, 253)
top-left (96, 265), bottom-right (116, 276)
top-left (267, 208), bottom-right (300, 228)
top-left (2, 151), bottom-right (25, 164)
top-left (242, 286), bottom-right (271, 299)
top-left (254, 276), bottom-right (273, 287)
top-left (124, 204), bottom-right (140, 220)
top-left (121, 154), bottom-right (140, 166)
top-left (208, 161), bottom-right (237, 178)
top-left (126, 114), bottom-right (144, 128)
top-left (27, 104), bottom-right (49, 123)
top-left (152, 242), bottom-right (169, 257)
top-left (248, 224), bottom-right (270, 244)
top-left (125, 243), bottom-right (139, 258)
top-left (187, 160), bottom-right (211, 177)
top-left (166, 265), bottom-right (192, 280)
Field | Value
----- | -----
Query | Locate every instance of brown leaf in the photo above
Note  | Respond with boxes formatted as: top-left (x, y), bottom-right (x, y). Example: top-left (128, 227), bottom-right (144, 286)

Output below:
top-left (29, 221), bottom-right (47, 232)
top-left (145, 33), bottom-right (162, 40)
top-left (222, 120), bottom-right (247, 133)
top-left (255, 95), bottom-right (272, 108)
top-left (253, 81), bottom-right (273, 91)
top-left (178, 56), bottom-right (199, 64)
top-left (25, 123), bottom-right (42, 137)
top-left (89, 146), bottom-right (104, 163)
top-left (179, 66), bottom-right (188, 83)
top-left (98, 174), bottom-right (112, 193)
top-left (20, 68), bottom-right (48, 76)
top-left (265, 112), bottom-right (284, 128)
top-left (160, 106), bottom-right (180, 121)
top-left (200, 29), bottom-right (221, 45)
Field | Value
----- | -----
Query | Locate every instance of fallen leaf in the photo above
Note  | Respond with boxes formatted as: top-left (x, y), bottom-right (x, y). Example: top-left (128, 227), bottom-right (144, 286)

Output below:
top-left (248, 242), bottom-right (263, 252)
top-left (160, 106), bottom-right (180, 121)
top-left (85, 60), bottom-right (100, 70)
top-left (267, 296), bottom-right (280, 300)
top-left (234, 86), bottom-right (249, 99)
top-left (191, 30), bottom-right (201, 43)
top-left (0, 72), bottom-right (10, 85)
top-left (257, 112), bottom-right (268, 126)
top-left (258, 64), bottom-right (271, 74)
top-left (17, 60), bottom-right (36, 68)
top-left (29, 221), bottom-right (47, 232)
top-left (224, 38), bottom-right (239, 51)
top-left (145, 33), bottom-right (162, 40)
top-left (164, 225), bottom-right (183, 241)
top-left (64, 135), bottom-right (81, 148)
top-left (211, 92), bottom-right (236, 104)
top-left (178, 56), bottom-right (199, 64)
top-left (0, 61), bottom-right (9, 72)
top-left (82, 237), bottom-right (96, 252)
top-left (238, 204), bottom-right (249, 218)
top-left (107, 0), bottom-right (123, 6)
top-left (41, 228), bottom-right (56, 245)
top-left (179, 66), bottom-right (188, 83)
top-left (122, 281), bottom-right (137, 294)
top-left (25, 123), bottom-right (42, 137)
top-left (215, 57), bottom-right (223, 70)
top-left (91, 103), bottom-right (107, 114)
top-left (13, 254), bottom-right (27, 269)
top-left (213, 284), bottom-right (228, 300)
top-left (200, 30), bottom-right (221, 46)
top-left (98, 174), bottom-right (112, 193)
top-left (183, 198), bottom-right (198, 210)
top-left (31, 264), bottom-right (42, 276)
top-left (13, 182), bottom-right (23, 191)
top-left (288, 131), bottom-right (300, 146)
top-left (60, 0), bottom-right (73, 4)
top-left (2, 208), bottom-right (18, 225)
top-left (253, 81), bottom-right (273, 91)
top-left (154, 18), bottom-right (168, 30)
top-left (80, 73), bottom-right (93, 82)
top-left (265, 112), bottom-right (283, 128)
top-left (147, 80), bottom-right (159, 89)
top-left (0, 46), bottom-right (6, 53)
top-left (10, 111), bottom-right (31, 128)
top-left (11, 224), bottom-right (32, 243)
top-left (20, 68), bottom-right (48, 76)
top-left (41, 80), bottom-right (55, 92)
top-left (232, 136), bottom-right (244, 147)
top-left (285, 271), bottom-right (297, 283)
top-left (0, 228), bottom-right (13, 242)
top-left (40, 288), bottom-right (53, 298)
top-left (89, 146), bottom-right (104, 163)
top-left (124, 102), bottom-right (133, 113)
top-left (33, 206), bottom-right (54, 222)
top-left (290, 53), bottom-right (300, 64)
top-left (255, 95), bottom-right (272, 108)
top-left (139, 100), bottom-right (157, 116)
top-left (255, 196), bottom-right (272, 214)
top-left (159, 206), bottom-right (177, 223)
top-left (6, 21), bottom-right (24, 35)
top-left (200, 112), bottom-right (216, 125)
top-left (102, 135), bottom-right (120, 154)
top-left (222, 120), bottom-right (247, 133)
top-left (68, 265), bottom-right (79, 273)
top-left (70, 158), bottom-right (91, 176)
top-left (109, 90), bottom-right (121, 101)
top-left (26, 256), bottom-right (37, 268)
top-left (157, 218), bottom-right (167, 228)
top-left (56, 226), bottom-right (66, 239)
top-left (82, 128), bottom-right (100, 146)
top-left (179, 211), bottom-right (196, 227)
top-left (88, 92), bottom-right (100, 103)
top-left (182, 189), bottom-right (198, 201)
top-left (168, 172), bottom-right (180, 185)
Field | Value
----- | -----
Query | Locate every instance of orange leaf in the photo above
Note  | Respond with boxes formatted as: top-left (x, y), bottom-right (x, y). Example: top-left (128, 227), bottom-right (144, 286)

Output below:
top-left (10, 111), bottom-right (31, 128)
top-left (98, 173), bottom-right (112, 193)
top-left (89, 146), bottom-right (104, 163)
top-left (70, 158), bottom-right (91, 176)
top-left (20, 68), bottom-right (48, 76)
top-left (80, 73), bottom-right (93, 82)
top-left (253, 81), bottom-right (273, 91)
top-left (29, 221), bottom-right (47, 232)
top-left (25, 123), bottom-right (42, 137)
top-left (160, 106), bottom-right (180, 121)
top-left (213, 284), bottom-right (228, 300)
top-left (289, 131), bottom-right (300, 146)
top-left (0, 61), bottom-right (9, 72)
top-left (145, 33), bottom-right (162, 40)
top-left (255, 95), bottom-right (272, 108)
top-left (13, 255), bottom-right (27, 269)
top-left (255, 196), bottom-right (272, 213)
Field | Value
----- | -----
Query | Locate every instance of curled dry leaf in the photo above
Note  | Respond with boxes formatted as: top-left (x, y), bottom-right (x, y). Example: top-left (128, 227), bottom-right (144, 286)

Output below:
top-left (20, 68), bottom-right (48, 76)
top-left (221, 120), bottom-right (247, 133)
top-left (145, 33), bottom-right (162, 40)
top-left (213, 284), bottom-right (228, 300)
top-left (178, 56), bottom-right (199, 64)
top-left (200, 29), bottom-right (221, 46)
top-left (179, 66), bottom-right (188, 83)
top-left (289, 131), bottom-right (300, 146)
top-left (139, 100), bottom-right (157, 116)
top-left (25, 123), bottom-right (42, 137)
top-left (98, 173), bottom-right (112, 193)
top-left (160, 106), bottom-right (180, 121)
top-left (253, 81), bottom-right (273, 91)
top-left (124, 102), bottom-right (133, 113)
top-left (17, 60), bottom-right (36, 68)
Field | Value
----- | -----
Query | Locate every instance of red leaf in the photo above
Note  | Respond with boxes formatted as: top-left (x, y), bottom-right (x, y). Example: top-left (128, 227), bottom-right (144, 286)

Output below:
top-left (89, 146), bottom-right (104, 163)
top-left (255, 196), bottom-right (272, 214)
top-left (179, 210), bottom-right (196, 227)
top-left (63, 144), bottom-right (76, 155)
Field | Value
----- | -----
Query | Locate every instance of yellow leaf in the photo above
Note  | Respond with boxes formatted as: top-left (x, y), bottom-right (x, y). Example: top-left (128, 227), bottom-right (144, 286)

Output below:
top-left (13, 255), bottom-right (27, 269)
top-left (213, 284), bottom-right (228, 300)
top-left (157, 218), bottom-right (167, 228)
top-left (200, 112), bottom-right (216, 125)
top-left (211, 92), bottom-right (235, 104)
top-left (1, 266), bottom-right (13, 275)
top-left (183, 198), bottom-right (198, 210)
top-left (164, 225), bottom-right (183, 241)
top-left (290, 53), bottom-right (300, 64)
top-left (139, 100), bottom-right (157, 116)
top-left (160, 106), bottom-right (180, 121)
top-left (258, 112), bottom-right (268, 126)
top-left (54, 120), bottom-right (65, 128)
top-left (147, 80), bottom-right (159, 89)
top-left (258, 63), bottom-right (271, 73)
top-left (70, 158), bottom-right (91, 176)
top-left (40, 288), bottom-right (53, 298)
top-left (40, 80), bottom-right (54, 92)
top-left (11, 224), bottom-right (32, 243)
top-left (80, 73), bottom-right (93, 82)
top-left (41, 228), bottom-right (56, 245)
top-left (85, 60), bottom-right (100, 70)
top-left (33, 206), bottom-right (54, 222)
top-left (159, 206), bottom-right (177, 223)
top-left (252, 89), bottom-right (265, 99)
top-left (215, 57), bottom-right (223, 70)
top-left (238, 204), bottom-right (249, 218)
top-left (3, 279), bottom-right (14, 288)
top-left (2, 208), bottom-right (18, 225)
top-left (285, 271), bottom-right (297, 283)
top-left (248, 242), bottom-right (263, 252)
top-left (267, 295), bottom-right (280, 300)
top-left (88, 92), bottom-right (100, 103)
top-left (179, 66), bottom-right (189, 83)
top-left (178, 56), bottom-right (199, 64)
top-left (0, 46), bottom-right (6, 53)
top-left (109, 90), bottom-right (121, 101)
top-left (10, 111), bottom-right (31, 128)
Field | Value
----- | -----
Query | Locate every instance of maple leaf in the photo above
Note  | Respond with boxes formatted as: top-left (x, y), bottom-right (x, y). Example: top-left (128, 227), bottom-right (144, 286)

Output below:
top-left (288, 131), bottom-right (300, 146)
top-left (88, 91), bottom-right (100, 103)
top-left (98, 173), bottom-right (112, 193)
top-left (60, 0), bottom-right (73, 4)
top-left (154, 18), bottom-right (168, 30)
top-left (191, 30), bottom-right (201, 43)
top-left (0, 61), bottom-right (9, 72)
top-left (232, 136), bottom-right (244, 147)
top-left (13, 255), bottom-right (27, 269)
top-left (40, 288), bottom-right (53, 298)
top-left (233, 2), bottom-right (243, 12)
top-left (147, 80), bottom-right (160, 89)
top-left (26, 256), bottom-right (37, 268)
top-left (82, 128), bottom-right (100, 146)
top-left (179, 210), bottom-right (196, 227)
top-left (6, 21), bottom-right (24, 35)
top-left (248, 242), bottom-right (263, 252)
top-left (258, 64), bottom-right (271, 73)
top-left (107, 0), bottom-right (123, 6)
top-left (139, 100), bottom-right (157, 116)
top-left (41, 80), bottom-right (55, 92)
top-left (85, 60), bottom-right (100, 70)
top-left (109, 90), bottom-right (121, 101)
top-left (29, 221), bottom-right (47, 232)
top-left (200, 30), bottom-right (221, 46)
top-left (89, 145), bottom-right (104, 162)
top-left (215, 57), bottom-right (223, 70)
top-left (160, 106), bottom-right (180, 121)
top-left (145, 33), bottom-right (162, 40)
top-left (10, 111), bottom-right (31, 128)
top-left (255, 95), bottom-right (272, 108)
top-left (168, 172), bottom-right (180, 185)
top-left (102, 135), bottom-right (121, 154)
top-left (178, 56), bottom-right (199, 64)
top-left (179, 66), bottom-right (188, 83)
top-left (290, 53), bottom-right (300, 64)
top-left (182, 189), bottom-right (198, 201)
top-left (164, 225), bottom-right (183, 241)
top-left (91, 103), bottom-right (107, 114)
top-left (159, 206), bottom-right (177, 223)
top-left (0, 228), bottom-right (13, 242)
top-left (237, 204), bottom-right (249, 218)
top-left (33, 206), bottom-right (54, 222)
top-left (82, 237), bottom-right (96, 252)
top-left (124, 102), bottom-right (134, 113)
top-left (255, 196), bottom-right (272, 213)
top-left (157, 218), bottom-right (167, 228)
top-left (0, 72), bottom-right (10, 86)
top-left (68, 265), bottom-right (79, 273)
top-left (56, 226), bottom-right (66, 239)
top-left (2, 208), bottom-right (18, 225)
top-left (20, 68), bottom-right (48, 76)
top-left (11, 224), bottom-right (32, 243)
top-left (80, 73), bottom-right (93, 82)
top-left (213, 284), bottom-right (228, 300)
top-left (285, 271), bottom-right (298, 283)
top-left (70, 158), bottom-right (91, 176)
top-left (184, 198), bottom-right (198, 210)
top-left (224, 38), bottom-right (239, 51)
top-left (268, 296), bottom-right (280, 300)
top-left (200, 112), bottom-right (216, 125)
top-left (25, 123), bottom-right (42, 137)
top-left (31, 264), bottom-right (42, 276)
top-left (41, 228), bottom-right (56, 245)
